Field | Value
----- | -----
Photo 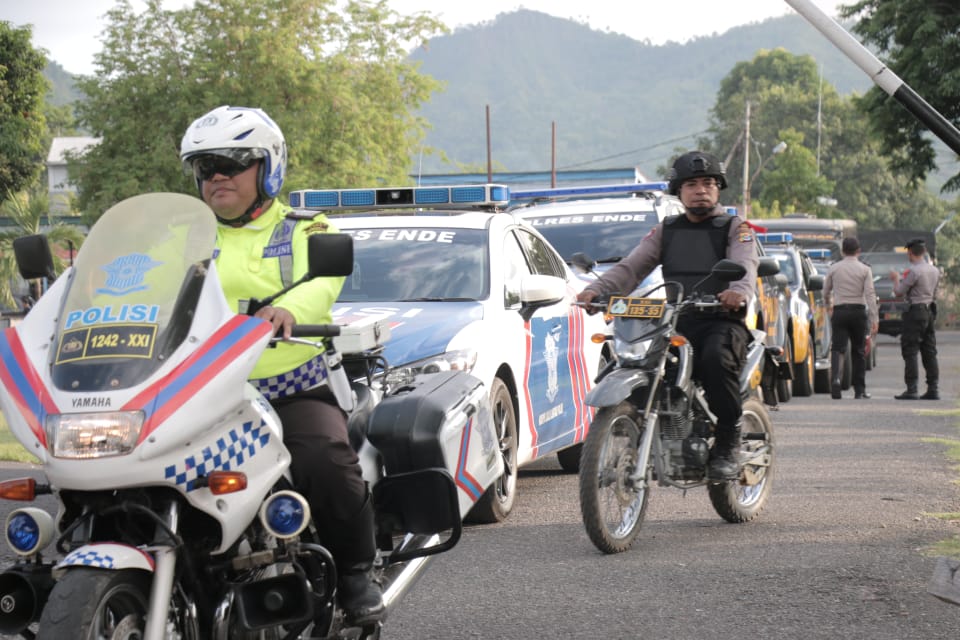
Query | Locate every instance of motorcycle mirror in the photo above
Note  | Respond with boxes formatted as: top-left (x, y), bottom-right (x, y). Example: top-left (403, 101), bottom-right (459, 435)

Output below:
top-left (710, 259), bottom-right (747, 282)
top-left (757, 256), bottom-right (781, 277)
top-left (307, 233), bottom-right (354, 278)
top-left (13, 235), bottom-right (57, 282)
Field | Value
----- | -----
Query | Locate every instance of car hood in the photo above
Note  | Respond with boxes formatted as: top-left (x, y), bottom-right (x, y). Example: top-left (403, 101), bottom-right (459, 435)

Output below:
top-left (332, 301), bottom-right (484, 366)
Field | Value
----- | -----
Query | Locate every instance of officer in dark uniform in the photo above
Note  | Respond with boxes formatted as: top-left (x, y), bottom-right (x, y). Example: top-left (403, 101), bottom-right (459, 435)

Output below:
top-left (891, 238), bottom-right (940, 400)
top-left (575, 151), bottom-right (758, 480)
top-left (822, 236), bottom-right (878, 399)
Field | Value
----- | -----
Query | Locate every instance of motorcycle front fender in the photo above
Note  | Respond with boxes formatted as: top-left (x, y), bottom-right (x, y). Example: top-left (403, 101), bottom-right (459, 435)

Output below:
top-left (585, 368), bottom-right (650, 408)
top-left (54, 543), bottom-right (155, 575)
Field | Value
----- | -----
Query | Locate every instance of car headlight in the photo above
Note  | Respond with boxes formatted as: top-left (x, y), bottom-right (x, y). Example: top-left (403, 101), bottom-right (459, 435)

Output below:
top-left (45, 411), bottom-right (145, 459)
top-left (383, 348), bottom-right (477, 386)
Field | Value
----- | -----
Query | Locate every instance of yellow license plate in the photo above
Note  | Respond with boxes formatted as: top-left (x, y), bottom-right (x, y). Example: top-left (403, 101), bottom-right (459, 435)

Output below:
top-left (607, 296), bottom-right (665, 319)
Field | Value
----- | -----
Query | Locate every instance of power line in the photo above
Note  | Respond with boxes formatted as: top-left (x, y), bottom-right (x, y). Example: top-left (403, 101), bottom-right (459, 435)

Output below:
top-left (557, 129), bottom-right (709, 170)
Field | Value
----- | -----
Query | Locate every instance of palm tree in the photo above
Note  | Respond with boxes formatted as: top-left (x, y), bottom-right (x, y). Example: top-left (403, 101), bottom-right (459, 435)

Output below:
top-left (0, 186), bottom-right (86, 310)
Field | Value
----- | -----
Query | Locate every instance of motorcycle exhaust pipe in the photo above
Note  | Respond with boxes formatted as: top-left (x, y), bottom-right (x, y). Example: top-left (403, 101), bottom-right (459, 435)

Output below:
top-left (0, 567), bottom-right (55, 635)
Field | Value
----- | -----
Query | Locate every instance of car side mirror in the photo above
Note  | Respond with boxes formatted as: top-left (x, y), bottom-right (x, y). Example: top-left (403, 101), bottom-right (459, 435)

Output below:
top-left (807, 274), bottom-right (824, 292)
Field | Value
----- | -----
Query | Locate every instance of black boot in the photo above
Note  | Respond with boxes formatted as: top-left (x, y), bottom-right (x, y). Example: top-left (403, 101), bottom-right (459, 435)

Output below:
top-left (921, 385), bottom-right (940, 400)
top-left (328, 494), bottom-right (385, 625)
top-left (708, 423), bottom-right (741, 481)
top-left (830, 351), bottom-right (843, 400)
top-left (895, 386), bottom-right (919, 400)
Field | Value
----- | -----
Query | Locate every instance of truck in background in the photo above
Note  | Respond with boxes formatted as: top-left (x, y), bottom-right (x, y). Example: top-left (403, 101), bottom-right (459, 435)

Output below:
top-left (750, 214), bottom-right (857, 260)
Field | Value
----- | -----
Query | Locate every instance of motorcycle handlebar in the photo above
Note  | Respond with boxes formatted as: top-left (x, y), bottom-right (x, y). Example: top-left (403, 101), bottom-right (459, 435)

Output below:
top-left (289, 324), bottom-right (342, 338)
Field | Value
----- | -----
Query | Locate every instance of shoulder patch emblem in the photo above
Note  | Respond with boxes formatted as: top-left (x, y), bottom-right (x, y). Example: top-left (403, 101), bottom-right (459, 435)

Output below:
top-left (304, 221), bottom-right (330, 234)
top-left (738, 232), bottom-right (754, 243)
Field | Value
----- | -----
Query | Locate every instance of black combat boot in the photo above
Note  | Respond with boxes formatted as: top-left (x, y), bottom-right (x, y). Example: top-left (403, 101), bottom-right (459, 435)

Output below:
top-left (830, 351), bottom-right (843, 400)
top-left (921, 385), bottom-right (940, 400)
top-left (895, 384), bottom-right (919, 400)
top-left (328, 494), bottom-right (385, 626)
top-left (708, 423), bottom-right (741, 481)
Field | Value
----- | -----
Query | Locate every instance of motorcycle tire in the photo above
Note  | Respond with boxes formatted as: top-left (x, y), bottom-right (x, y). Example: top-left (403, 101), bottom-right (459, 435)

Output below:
top-left (37, 568), bottom-right (151, 640)
top-left (708, 398), bottom-right (775, 523)
top-left (578, 401), bottom-right (651, 554)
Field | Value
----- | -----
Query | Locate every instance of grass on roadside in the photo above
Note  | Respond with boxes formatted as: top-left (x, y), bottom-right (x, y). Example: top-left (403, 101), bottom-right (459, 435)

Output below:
top-left (922, 433), bottom-right (960, 559)
top-left (0, 418), bottom-right (40, 464)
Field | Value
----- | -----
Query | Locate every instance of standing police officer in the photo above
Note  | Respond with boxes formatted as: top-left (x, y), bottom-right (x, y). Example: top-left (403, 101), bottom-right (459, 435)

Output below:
top-left (575, 151), bottom-right (758, 480)
top-left (822, 237), bottom-right (878, 400)
top-left (890, 238), bottom-right (940, 400)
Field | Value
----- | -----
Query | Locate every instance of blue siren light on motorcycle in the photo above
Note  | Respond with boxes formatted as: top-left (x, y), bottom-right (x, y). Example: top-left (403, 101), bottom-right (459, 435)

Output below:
top-left (45, 411), bottom-right (145, 459)
top-left (5, 508), bottom-right (54, 555)
top-left (260, 490), bottom-right (311, 539)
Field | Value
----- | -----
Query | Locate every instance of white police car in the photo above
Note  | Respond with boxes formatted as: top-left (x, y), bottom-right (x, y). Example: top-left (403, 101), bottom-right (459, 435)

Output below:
top-left (510, 182), bottom-right (682, 290)
top-left (289, 184), bottom-right (606, 523)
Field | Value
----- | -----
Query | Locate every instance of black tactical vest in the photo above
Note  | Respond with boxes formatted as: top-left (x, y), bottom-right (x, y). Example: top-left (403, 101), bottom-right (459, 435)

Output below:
top-left (660, 214), bottom-right (733, 298)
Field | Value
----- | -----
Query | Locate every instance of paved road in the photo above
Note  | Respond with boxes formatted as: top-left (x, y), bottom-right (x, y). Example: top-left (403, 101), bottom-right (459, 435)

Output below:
top-left (0, 333), bottom-right (957, 639)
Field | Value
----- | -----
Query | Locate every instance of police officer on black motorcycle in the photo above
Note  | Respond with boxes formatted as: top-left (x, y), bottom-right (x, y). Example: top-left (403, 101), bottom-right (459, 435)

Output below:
top-left (576, 151), bottom-right (759, 479)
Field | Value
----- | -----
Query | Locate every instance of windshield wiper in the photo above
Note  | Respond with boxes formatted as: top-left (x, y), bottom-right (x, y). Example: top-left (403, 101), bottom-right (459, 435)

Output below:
top-left (398, 297), bottom-right (476, 302)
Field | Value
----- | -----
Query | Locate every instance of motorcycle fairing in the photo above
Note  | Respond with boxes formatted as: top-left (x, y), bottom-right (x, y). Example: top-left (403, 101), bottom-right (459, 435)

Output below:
top-left (0, 194), bottom-right (292, 553)
top-left (55, 542), bottom-right (155, 573)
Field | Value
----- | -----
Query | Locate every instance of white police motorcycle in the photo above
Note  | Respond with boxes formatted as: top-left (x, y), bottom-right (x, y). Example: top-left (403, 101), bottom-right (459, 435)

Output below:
top-left (0, 193), bottom-right (501, 639)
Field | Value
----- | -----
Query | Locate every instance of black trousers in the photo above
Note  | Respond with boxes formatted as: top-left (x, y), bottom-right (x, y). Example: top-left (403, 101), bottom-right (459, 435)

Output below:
top-left (677, 315), bottom-right (749, 430)
top-left (830, 304), bottom-right (868, 392)
top-left (271, 385), bottom-right (373, 564)
top-left (900, 304), bottom-right (939, 389)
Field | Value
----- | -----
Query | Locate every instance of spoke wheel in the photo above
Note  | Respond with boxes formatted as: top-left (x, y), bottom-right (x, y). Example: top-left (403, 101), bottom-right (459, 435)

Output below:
top-left (708, 398), bottom-right (775, 523)
top-left (578, 402), bottom-right (649, 554)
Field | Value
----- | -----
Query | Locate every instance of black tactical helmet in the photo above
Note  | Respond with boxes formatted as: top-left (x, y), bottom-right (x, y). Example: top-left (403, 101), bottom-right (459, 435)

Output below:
top-left (667, 151), bottom-right (728, 195)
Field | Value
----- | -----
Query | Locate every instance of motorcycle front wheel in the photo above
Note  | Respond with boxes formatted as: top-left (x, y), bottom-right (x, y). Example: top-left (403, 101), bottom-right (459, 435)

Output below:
top-left (578, 401), bottom-right (650, 554)
top-left (37, 568), bottom-right (151, 640)
top-left (708, 397), bottom-right (775, 523)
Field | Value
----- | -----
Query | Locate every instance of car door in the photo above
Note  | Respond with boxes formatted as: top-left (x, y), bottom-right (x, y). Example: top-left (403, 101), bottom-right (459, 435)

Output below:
top-left (505, 227), bottom-right (592, 459)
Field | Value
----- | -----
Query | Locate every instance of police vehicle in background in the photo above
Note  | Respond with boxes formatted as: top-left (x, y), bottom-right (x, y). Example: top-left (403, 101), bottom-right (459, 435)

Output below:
top-left (756, 232), bottom-right (832, 396)
top-left (288, 183), bottom-right (606, 523)
top-left (509, 182), bottom-right (681, 289)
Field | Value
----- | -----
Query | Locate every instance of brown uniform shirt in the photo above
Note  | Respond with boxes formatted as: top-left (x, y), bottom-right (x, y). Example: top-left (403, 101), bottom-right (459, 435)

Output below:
top-left (893, 259), bottom-right (939, 305)
top-left (823, 256), bottom-right (878, 325)
top-left (583, 206), bottom-right (758, 300)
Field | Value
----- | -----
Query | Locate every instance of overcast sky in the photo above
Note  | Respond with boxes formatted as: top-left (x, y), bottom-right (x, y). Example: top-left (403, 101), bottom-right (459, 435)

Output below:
top-left (4, 1), bottom-right (846, 76)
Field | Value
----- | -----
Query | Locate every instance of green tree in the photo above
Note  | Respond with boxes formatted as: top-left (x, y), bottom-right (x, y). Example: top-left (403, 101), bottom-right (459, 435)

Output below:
top-left (840, 0), bottom-right (960, 191)
top-left (0, 187), bottom-right (85, 310)
top-left (72, 0), bottom-right (446, 222)
top-left (705, 48), bottom-right (918, 226)
top-left (0, 22), bottom-right (49, 200)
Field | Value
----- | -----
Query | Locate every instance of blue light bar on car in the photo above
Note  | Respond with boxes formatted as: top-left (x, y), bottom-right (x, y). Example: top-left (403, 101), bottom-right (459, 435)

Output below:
top-left (756, 232), bottom-right (794, 245)
top-left (510, 182), bottom-right (669, 201)
top-left (805, 248), bottom-right (832, 259)
top-left (288, 184), bottom-right (511, 210)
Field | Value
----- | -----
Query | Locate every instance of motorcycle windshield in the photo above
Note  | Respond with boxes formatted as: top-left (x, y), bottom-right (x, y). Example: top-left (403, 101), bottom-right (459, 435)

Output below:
top-left (50, 193), bottom-right (217, 392)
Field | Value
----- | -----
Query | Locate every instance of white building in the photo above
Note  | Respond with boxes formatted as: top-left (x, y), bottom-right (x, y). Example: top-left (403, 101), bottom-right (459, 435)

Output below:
top-left (46, 136), bottom-right (100, 212)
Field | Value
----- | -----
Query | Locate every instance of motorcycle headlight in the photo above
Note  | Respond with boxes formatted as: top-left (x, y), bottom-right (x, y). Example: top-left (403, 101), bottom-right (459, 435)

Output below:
top-left (383, 348), bottom-right (477, 386)
top-left (45, 411), bottom-right (145, 459)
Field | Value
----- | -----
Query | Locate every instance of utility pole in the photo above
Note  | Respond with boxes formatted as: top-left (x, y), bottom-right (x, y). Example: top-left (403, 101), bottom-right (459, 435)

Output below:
top-left (485, 105), bottom-right (492, 183)
top-left (741, 101), bottom-right (751, 218)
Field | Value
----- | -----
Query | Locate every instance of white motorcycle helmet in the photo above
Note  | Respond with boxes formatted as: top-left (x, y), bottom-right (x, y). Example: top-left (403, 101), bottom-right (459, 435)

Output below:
top-left (180, 105), bottom-right (287, 200)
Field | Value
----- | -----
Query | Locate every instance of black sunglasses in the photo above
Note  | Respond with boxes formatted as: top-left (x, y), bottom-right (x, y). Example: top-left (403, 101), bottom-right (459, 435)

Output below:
top-left (191, 155), bottom-right (259, 181)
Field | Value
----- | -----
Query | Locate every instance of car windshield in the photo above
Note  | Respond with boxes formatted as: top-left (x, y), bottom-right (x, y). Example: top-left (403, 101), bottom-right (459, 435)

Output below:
top-left (524, 211), bottom-right (657, 264)
top-left (861, 252), bottom-right (911, 278)
top-left (337, 226), bottom-right (488, 302)
top-left (768, 251), bottom-right (799, 286)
